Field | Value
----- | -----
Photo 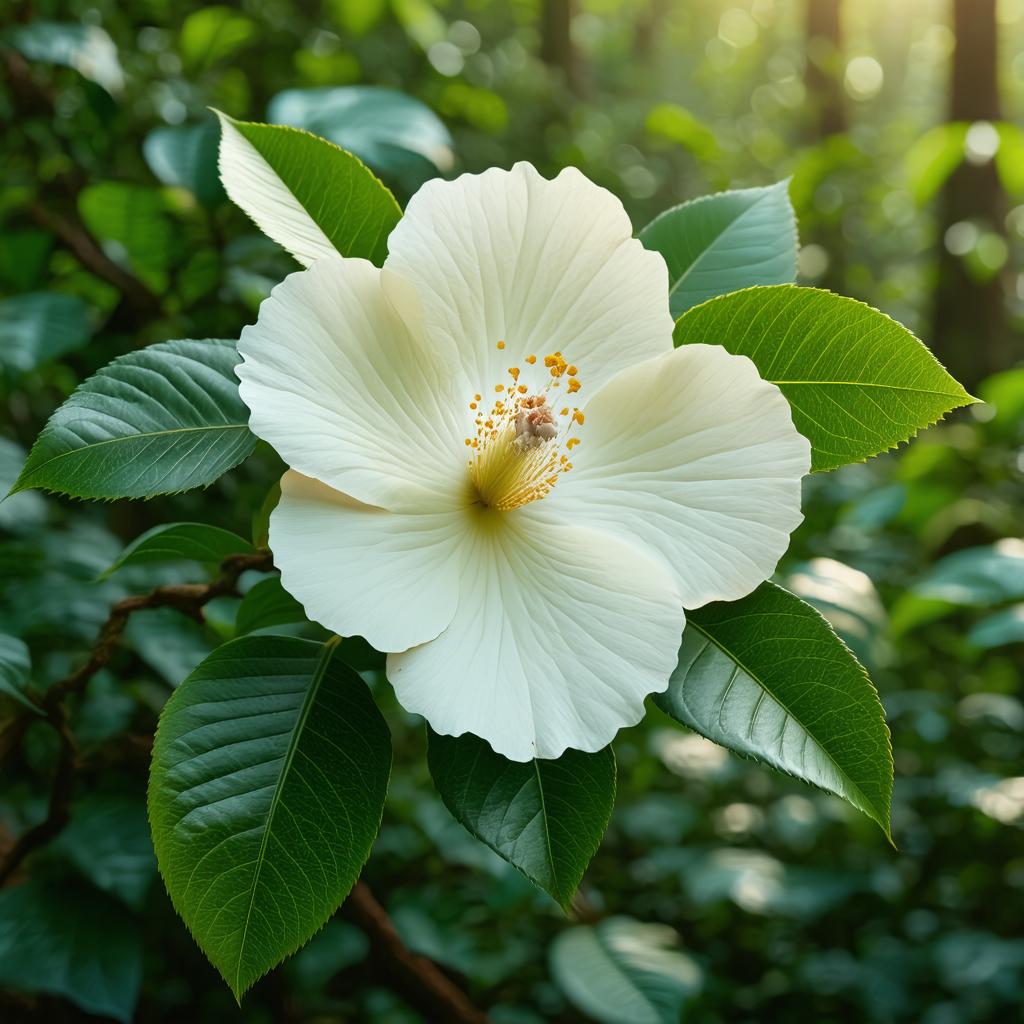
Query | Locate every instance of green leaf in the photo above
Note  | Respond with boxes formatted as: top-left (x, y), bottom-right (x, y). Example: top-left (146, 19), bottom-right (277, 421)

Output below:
top-left (3, 21), bottom-right (124, 93)
top-left (0, 230), bottom-right (53, 291)
top-left (149, 636), bottom-right (391, 998)
top-left (549, 917), bottom-right (702, 1024)
top-left (267, 86), bottom-right (454, 181)
top-left (673, 286), bottom-right (975, 471)
top-left (904, 122), bottom-right (968, 205)
top-left (217, 112), bottom-right (402, 268)
top-left (968, 604), bottom-right (1024, 649)
top-left (52, 794), bottom-right (157, 910)
top-left (143, 121), bottom-right (225, 206)
top-left (639, 182), bottom-right (797, 317)
top-left (0, 632), bottom-right (40, 713)
top-left (125, 608), bottom-right (215, 686)
top-left (11, 338), bottom-right (256, 499)
top-left (179, 5), bottom-right (258, 72)
top-left (0, 292), bottom-right (92, 377)
top-left (909, 539), bottom-right (1024, 607)
top-left (0, 879), bottom-right (142, 1023)
top-left (427, 730), bottom-right (615, 909)
top-left (105, 522), bottom-right (254, 577)
top-left (236, 576), bottom-right (306, 635)
top-left (655, 581), bottom-right (893, 837)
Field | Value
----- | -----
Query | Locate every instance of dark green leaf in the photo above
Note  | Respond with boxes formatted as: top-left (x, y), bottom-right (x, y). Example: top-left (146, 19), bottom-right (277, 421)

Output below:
top-left (125, 608), bottom-right (215, 686)
top-left (673, 286), bottom-right (975, 471)
top-left (427, 730), bottom-right (615, 909)
top-left (656, 581), bottom-right (893, 837)
top-left (12, 338), bottom-right (256, 499)
top-left (639, 181), bottom-right (797, 317)
top-left (236, 576), bottom-right (306, 635)
top-left (105, 522), bottom-right (254, 577)
top-left (0, 879), bottom-right (142, 1022)
top-left (217, 112), bottom-right (402, 268)
top-left (4, 22), bottom-right (124, 93)
top-left (149, 636), bottom-right (391, 997)
top-left (549, 917), bottom-right (702, 1024)
top-left (142, 121), bottom-right (224, 205)
top-left (0, 292), bottom-right (92, 377)
top-left (0, 632), bottom-right (40, 713)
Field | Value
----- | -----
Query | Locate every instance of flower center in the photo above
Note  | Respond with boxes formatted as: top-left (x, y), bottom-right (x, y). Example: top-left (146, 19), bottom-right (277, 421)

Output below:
top-left (465, 346), bottom-right (584, 511)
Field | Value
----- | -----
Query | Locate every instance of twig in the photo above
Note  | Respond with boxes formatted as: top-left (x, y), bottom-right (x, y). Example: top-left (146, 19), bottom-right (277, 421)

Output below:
top-left (342, 882), bottom-right (491, 1024)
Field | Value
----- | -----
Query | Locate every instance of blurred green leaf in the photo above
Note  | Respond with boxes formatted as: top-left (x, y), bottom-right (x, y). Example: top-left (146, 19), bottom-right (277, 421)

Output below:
top-left (968, 604), bottom-right (1024, 649)
top-left (910, 539), bottom-right (1024, 607)
top-left (251, 479), bottom-right (281, 548)
top-left (149, 636), bottom-right (391, 998)
top-left (673, 286), bottom-right (975, 472)
top-left (0, 229), bottom-right (53, 291)
top-left (12, 338), bottom-right (256, 499)
top-left (427, 730), bottom-right (616, 909)
top-left (995, 122), bottom-right (1024, 198)
top-left (52, 794), bottom-right (157, 910)
top-left (0, 633), bottom-right (39, 713)
top-left (639, 182), bottom-right (797, 317)
top-left (326, 0), bottom-right (387, 36)
top-left (267, 86), bottom-right (454, 180)
top-left (0, 292), bottom-right (92, 377)
top-left (4, 21), bottom-right (124, 93)
top-left (645, 103), bottom-right (719, 161)
top-left (235, 575), bottom-right (306, 635)
top-left (105, 522), bottom-right (254, 577)
top-left (978, 368), bottom-right (1024, 432)
top-left (179, 6), bottom-right (258, 72)
top-left (125, 607), bottom-right (215, 686)
top-left (142, 121), bottom-right (225, 206)
top-left (216, 112), bottom-right (402, 267)
top-left (656, 582), bottom-right (893, 837)
top-left (905, 123), bottom-right (967, 205)
top-left (549, 917), bottom-right (702, 1024)
top-left (0, 879), bottom-right (141, 1022)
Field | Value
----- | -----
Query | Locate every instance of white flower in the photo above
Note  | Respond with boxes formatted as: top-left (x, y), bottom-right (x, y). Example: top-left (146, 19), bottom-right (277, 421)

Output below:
top-left (236, 162), bottom-right (811, 761)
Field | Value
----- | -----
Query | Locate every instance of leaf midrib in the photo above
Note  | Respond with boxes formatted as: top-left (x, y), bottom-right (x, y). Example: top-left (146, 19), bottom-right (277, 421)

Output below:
top-left (232, 639), bottom-right (339, 993)
top-left (769, 379), bottom-right (967, 397)
top-left (532, 760), bottom-right (559, 902)
top-left (683, 618), bottom-right (881, 824)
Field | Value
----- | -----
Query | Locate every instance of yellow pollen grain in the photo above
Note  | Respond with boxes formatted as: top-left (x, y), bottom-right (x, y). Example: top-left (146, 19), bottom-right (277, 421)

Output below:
top-left (525, 355), bottom-right (537, 365)
top-left (566, 364), bottom-right (578, 376)
top-left (495, 384), bottom-right (505, 392)
top-left (567, 437), bottom-right (581, 449)
top-left (497, 340), bottom-right (506, 350)
top-left (572, 410), bottom-right (585, 425)
top-left (560, 407), bottom-right (569, 415)
top-left (469, 402), bottom-right (477, 410)
top-left (517, 384), bottom-right (528, 394)
top-left (508, 367), bottom-right (520, 382)
top-left (567, 378), bottom-right (581, 394)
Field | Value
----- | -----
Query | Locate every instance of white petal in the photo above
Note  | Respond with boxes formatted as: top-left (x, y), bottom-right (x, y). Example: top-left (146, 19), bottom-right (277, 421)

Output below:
top-left (271, 472), bottom-right (463, 651)
top-left (216, 112), bottom-right (339, 267)
top-left (549, 344), bottom-right (811, 608)
top-left (385, 162), bottom-right (674, 398)
top-left (387, 509), bottom-right (685, 761)
top-left (237, 257), bottom-right (470, 512)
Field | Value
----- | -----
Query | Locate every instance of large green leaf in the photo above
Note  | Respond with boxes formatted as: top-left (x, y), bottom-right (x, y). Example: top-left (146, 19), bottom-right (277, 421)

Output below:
top-left (549, 917), bottom-right (702, 1024)
top-left (0, 879), bottom-right (142, 1023)
top-left (105, 522), bottom-right (254, 577)
top-left (143, 121), bottom-right (224, 205)
top-left (0, 632), bottom-right (40, 713)
top-left (656, 582), bottom-right (893, 837)
top-left (0, 292), bottom-right (92, 377)
top-left (235, 576), bottom-right (306, 635)
top-left (639, 182), bottom-right (797, 317)
top-left (427, 730), bottom-right (615, 909)
top-left (673, 286), bottom-right (975, 471)
top-left (11, 338), bottom-right (256, 499)
top-left (267, 85), bottom-right (454, 181)
top-left (216, 112), bottom-right (401, 268)
top-left (149, 636), bottom-right (391, 998)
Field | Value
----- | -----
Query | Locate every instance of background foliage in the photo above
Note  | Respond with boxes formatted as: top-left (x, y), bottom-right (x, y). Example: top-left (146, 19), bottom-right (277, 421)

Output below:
top-left (1, 0), bottom-right (1022, 1021)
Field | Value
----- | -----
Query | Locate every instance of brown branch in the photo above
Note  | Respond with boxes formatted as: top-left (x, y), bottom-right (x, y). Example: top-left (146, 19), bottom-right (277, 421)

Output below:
top-left (342, 882), bottom-right (491, 1024)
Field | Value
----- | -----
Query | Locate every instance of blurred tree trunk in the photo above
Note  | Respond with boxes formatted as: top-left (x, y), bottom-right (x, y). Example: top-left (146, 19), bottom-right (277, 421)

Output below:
top-left (804, 0), bottom-right (846, 138)
top-left (932, 0), bottom-right (1009, 387)
top-left (541, 0), bottom-right (583, 95)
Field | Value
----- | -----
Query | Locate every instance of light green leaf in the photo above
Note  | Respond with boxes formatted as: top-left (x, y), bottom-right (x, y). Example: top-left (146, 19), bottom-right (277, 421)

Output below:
top-left (235, 576), bottom-right (307, 635)
top-left (427, 730), bottom-right (615, 909)
top-left (910, 539), bottom-right (1024, 607)
top-left (978, 368), bottom-right (1024, 433)
top-left (217, 112), bottom-right (401, 268)
top-left (12, 338), bottom-right (256, 499)
top-left (968, 604), bottom-right (1024, 649)
top-left (143, 121), bottom-right (224, 206)
top-left (905, 122), bottom-right (968, 205)
top-left (639, 182), bottom-right (797, 317)
top-left (105, 522), bottom-right (254, 577)
top-left (149, 636), bottom-right (391, 998)
top-left (549, 917), bottom-right (702, 1024)
top-left (656, 581), bottom-right (893, 837)
top-left (0, 880), bottom-right (141, 1023)
top-left (0, 633), bottom-right (40, 713)
top-left (179, 5), bottom-right (258, 72)
top-left (267, 86), bottom-right (454, 180)
top-left (673, 286), bottom-right (975, 471)
top-left (0, 292), bottom-right (92, 377)
top-left (4, 21), bottom-right (124, 93)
